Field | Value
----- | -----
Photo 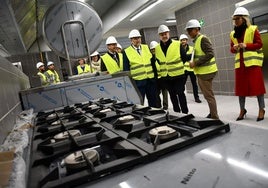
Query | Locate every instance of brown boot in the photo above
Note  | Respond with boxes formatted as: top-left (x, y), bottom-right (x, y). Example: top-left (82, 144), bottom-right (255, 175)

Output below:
top-left (257, 109), bottom-right (265, 121)
top-left (236, 109), bottom-right (247, 121)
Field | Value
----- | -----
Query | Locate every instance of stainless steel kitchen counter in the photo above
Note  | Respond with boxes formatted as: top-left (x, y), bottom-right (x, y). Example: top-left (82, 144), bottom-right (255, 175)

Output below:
top-left (20, 72), bottom-right (142, 112)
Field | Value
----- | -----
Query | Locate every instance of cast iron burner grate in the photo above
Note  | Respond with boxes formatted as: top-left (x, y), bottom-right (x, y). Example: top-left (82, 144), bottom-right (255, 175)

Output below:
top-left (31, 123), bottom-right (121, 167)
top-left (35, 108), bottom-right (82, 126)
top-left (125, 113), bottom-right (230, 158)
top-left (29, 139), bottom-right (148, 188)
top-left (35, 115), bottom-right (89, 134)
top-left (28, 99), bottom-right (230, 188)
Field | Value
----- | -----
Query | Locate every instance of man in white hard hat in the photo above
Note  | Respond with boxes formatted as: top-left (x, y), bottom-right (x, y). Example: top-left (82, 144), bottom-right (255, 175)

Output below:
top-left (123, 29), bottom-right (158, 107)
top-left (116, 43), bottom-right (123, 53)
top-left (180, 34), bottom-right (201, 103)
top-left (44, 61), bottom-right (60, 84)
top-left (101, 36), bottom-right (123, 74)
top-left (90, 51), bottom-right (101, 72)
top-left (149, 41), bottom-right (168, 110)
top-left (185, 19), bottom-right (219, 119)
top-left (36, 62), bottom-right (48, 86)
top-left (155, 24), bottom-right (189, 114)
top-left (230, 7), bottom-right (265, 121)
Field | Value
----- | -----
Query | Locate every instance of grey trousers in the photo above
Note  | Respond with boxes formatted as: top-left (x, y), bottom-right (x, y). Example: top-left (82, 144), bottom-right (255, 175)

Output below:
top-left (239, 95), bottom-right (265, 110)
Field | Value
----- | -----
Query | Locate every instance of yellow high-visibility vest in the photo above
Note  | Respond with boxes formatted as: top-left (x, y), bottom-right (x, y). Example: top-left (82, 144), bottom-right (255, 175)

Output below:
top-left (184, 45), bottom-right (194, 72)
top-left (155, 40), bottom-right (185, 77)
top-left (193, 35), bottom-right (218, 75)
top-left (45, 69), bottom-right (60, 83)
top-left (124, 44), bottom-right (154, 80)
top-left (154, 58), bottom-right (161, 78)
top-left (37, 72), bottom-right (49, 86)
top-left (230, 25), bottom-right (263, 69)
top-left (101, 53), bottom-right (123, 74)
top-left (77, 64), bottom-right (90, 74)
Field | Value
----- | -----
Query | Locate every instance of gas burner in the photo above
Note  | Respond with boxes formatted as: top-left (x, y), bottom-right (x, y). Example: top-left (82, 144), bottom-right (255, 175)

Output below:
top-left (149, 126), bottom-right (179, 143)
top-left (112, 101), bottom-right (135, 113)
top-left (74, 101), bottom-right (94, 108)
top-left (99, 108), bottom-right (112, 113)
top-left (80, 103), bottom-right (101, 114)
top-left (92, 98), bottom-right (116, 107)
top-left (64, 148), bottom-right (99, 170)
top-left (113, 101), bottom-right (134, 109)
top-left (91, 107), bottom-right (119, 122)
top-left (51, 130), bottom-right (81, 143)
top-left (34, 124), bottom-right (118, 156)
top-left (143, 113), bottom-right (194, 125)
top-left (50, 119), bottom-right (69, 125)
top-left (126, 117), bottom-right (230, 159)
top-left (118, 115), bottom-right (135, 123)
top-left (29, 140), bottom-right (147, 188)
top-left (36, 115), bottom-right (89, 134)
top-left (88, 104), bottom-right (98, 108)
top-left (36, 109), bottom-right (82, 126)
top-left (47, 112), bottom-right (64, 118)
top-left (131, 105), bottom-right (166, 117)
top-left (99, 113), bottom-right (158, 138)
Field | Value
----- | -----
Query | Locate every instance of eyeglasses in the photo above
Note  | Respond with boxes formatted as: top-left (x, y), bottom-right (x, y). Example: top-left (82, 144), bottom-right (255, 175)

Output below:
top-left (232, 17), bottom-right (242, 21)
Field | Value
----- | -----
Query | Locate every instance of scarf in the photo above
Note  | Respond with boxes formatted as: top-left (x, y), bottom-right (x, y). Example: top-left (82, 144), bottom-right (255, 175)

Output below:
top-left (233, 22), bottom-right (247, 38)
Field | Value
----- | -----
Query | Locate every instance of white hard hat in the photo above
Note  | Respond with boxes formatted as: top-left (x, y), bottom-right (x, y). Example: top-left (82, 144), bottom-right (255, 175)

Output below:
top-left (106, 36), bottom-right (117, 45)
top-left (233, 7), bottom-right (250, 16)
top-left (149, 41), bottom-right (158, 49)
top-left (185, 19), bottom-right (201, 30)
top-left (90, 51), bottom-right (99, 57)
top-left (47, 61), bottom-right (54, 66)
top-left (128, 29), bottom-right (141, 38)
top-left (117, 43), bottom-right (122, 49)
top-left (179, 34), bottom-right (188, 40)
top-left (36, 62), bottom-right (44, 69)
top-left (158, 25), bottom-right (170, 34)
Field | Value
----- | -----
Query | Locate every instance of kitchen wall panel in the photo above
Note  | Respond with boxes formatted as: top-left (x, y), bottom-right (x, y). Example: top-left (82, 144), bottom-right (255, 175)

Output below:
top-left (0, 56), bottom-right (30, 144)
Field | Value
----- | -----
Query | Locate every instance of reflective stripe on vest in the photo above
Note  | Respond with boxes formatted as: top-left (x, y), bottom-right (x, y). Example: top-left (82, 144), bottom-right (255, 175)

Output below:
top-left (230, 25), bottom-right (264, 69)
top-left (184, 45), bottom-right (194, 72)
top-left (77, 64), bottom-right (90, 74)
top-left (155, 40), bottom-right (184, 77)
top-left (194, 35), bottom-right (217, 75)
top-left (125, 44), bottom-right (154, 80)
top-left (101, 53), bottom-right (123, 74)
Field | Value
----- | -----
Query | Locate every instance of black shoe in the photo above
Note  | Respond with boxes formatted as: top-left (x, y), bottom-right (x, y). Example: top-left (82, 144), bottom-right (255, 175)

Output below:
top-left (195, 99), bottom-right (202, 103)
top-left (206, 114), bottom-right (211, 118)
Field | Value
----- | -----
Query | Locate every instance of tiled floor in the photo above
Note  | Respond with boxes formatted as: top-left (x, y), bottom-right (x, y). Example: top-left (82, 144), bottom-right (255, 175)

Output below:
top-left (147, 92), bottom-right (268, 128)
top-left (177, 93), bottom-right (268, 129)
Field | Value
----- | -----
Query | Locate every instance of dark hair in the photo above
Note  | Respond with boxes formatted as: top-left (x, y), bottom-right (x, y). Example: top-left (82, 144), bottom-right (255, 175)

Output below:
top-left (91, 54), bottom-right (100, 61)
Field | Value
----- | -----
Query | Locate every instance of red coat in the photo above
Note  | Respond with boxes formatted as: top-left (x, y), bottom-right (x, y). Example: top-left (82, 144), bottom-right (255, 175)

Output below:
top-left (230, 28), bottom-right (266, 96)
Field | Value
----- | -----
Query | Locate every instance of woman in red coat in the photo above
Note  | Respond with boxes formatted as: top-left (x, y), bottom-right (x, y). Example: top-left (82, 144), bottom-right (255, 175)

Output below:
top-left (230, 7), bottom-right (266, 121)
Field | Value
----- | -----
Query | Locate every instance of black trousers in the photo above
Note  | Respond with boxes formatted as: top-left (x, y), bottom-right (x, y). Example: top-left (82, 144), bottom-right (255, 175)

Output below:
top-left (156, 80), bottom-right (169, 109)
top-left (159, 75), bottom-right (188, 113)
top-left (184, 70), bottom-right (199, 100)
top-left (135, 78), bottom-right (158, 108)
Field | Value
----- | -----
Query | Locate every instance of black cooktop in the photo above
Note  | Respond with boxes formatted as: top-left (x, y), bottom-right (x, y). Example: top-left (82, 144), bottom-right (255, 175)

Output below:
top-left (28, 99), bottom-right (230, 188)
